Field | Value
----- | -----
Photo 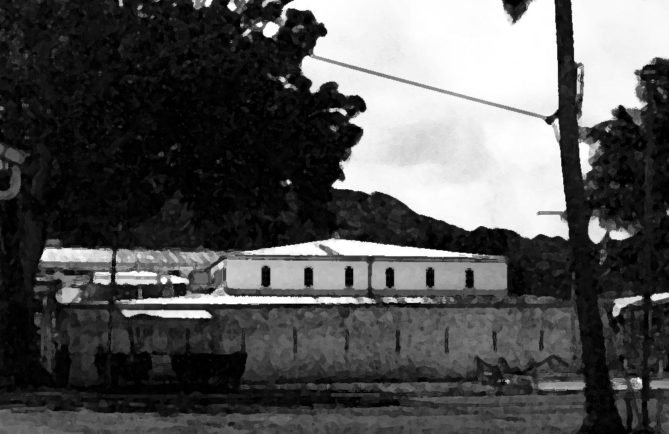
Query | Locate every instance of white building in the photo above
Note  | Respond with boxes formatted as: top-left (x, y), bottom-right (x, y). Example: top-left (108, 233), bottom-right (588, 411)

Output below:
top-left (209, 239), bottom-right (507, 297)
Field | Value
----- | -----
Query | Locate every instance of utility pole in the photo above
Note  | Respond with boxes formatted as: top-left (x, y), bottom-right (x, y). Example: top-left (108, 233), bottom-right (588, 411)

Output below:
top-left (552, 1), bottom-right (624, 431)
top-left (636, 68), bottom-right (658, 434)
top-left (538, 210), bottom-right (578, 358)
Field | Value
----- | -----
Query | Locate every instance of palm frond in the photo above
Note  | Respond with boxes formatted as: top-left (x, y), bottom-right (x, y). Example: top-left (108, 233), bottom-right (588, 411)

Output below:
top-left (502, 0), bottom-right (535, 23)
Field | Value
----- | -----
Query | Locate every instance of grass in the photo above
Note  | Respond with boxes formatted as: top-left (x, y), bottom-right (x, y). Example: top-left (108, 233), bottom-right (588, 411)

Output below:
top-left (0, 394), bottom-right (665, 434)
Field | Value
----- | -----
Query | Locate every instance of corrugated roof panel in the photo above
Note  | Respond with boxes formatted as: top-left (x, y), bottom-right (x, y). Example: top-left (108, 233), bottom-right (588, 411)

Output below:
top-left (116, 249), bottom-right (136, 266)
top-left (40, 248), bottom-right (112, 270)
top-left (165, 250), bottom-right (181, 265)
top-left (184, 252), bottom-right (206, 265)
top-left (157, 250), bottom-right (173, 266)
top-left (39, 247), bottom-right (222, 272)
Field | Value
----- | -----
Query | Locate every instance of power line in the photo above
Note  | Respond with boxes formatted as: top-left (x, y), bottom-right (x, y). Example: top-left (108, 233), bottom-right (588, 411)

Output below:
top-left (310, 54), bottom-right (549, 121)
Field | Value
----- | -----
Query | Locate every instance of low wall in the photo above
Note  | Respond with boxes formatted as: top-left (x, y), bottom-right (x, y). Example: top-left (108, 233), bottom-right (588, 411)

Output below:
top-left (58, 301), bottom-right (582, 387)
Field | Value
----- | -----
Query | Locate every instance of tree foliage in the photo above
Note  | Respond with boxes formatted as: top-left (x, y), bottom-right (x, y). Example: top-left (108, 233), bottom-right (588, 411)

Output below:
top-left (0, 0), bottom-right (364, 382)
top-left (585, 58), bottom-right (669, 290)
top-left (1, 0), bottom-right (365, 250)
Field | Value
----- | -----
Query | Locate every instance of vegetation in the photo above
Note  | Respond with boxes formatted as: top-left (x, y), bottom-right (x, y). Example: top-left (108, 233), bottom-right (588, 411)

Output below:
top-left (0, 0), bottom-right (364, 384)
top-left (586, 59), bottom-right (669, 291)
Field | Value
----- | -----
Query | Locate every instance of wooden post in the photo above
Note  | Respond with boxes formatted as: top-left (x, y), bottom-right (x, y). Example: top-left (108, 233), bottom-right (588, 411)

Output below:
top-left (656, 390), bottom-right (664, 433)
top-left (625, 394), bottom-right (634, 432)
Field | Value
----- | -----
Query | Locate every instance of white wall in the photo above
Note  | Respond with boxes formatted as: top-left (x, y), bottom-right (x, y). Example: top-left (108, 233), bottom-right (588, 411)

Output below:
top-left (225, 258), bottom-right (369, 291)
top-left (223, 257), bottom-right (507, 294)
top-left (371, 261), bottom-right (507, 291)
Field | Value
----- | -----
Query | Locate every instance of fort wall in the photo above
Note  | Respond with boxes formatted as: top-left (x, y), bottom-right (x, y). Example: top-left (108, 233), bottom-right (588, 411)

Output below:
top-left (58, 300), bottom-right (593, 387)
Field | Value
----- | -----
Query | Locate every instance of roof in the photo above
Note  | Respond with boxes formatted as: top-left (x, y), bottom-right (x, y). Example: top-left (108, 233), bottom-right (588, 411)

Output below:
top-left (230, 238), bottom-right (505, 261)
top-left (40, 248), bottom-right (223, 272)
top-left (93, 271), bottom-right (190, 286)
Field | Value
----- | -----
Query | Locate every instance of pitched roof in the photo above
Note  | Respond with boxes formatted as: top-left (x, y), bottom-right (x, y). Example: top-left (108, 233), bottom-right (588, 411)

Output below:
top-left (40, 248), bottom-right (222, 272)
top-left (230, 238), bottom-right (505, 261)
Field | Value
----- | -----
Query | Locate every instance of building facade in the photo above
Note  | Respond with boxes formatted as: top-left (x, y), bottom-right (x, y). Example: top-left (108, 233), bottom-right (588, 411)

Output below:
top-left (211, 239), bottom-right (508, 297)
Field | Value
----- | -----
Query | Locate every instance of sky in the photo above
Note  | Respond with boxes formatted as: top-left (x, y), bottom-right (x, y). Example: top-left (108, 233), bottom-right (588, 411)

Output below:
top-left (288, 0), bottom-right (669, 241)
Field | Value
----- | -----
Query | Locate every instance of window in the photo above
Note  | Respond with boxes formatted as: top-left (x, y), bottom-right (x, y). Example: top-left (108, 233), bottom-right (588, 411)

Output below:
top-left (261, 265), bottom-right (271, 287)
top-left (465, 268), bottom-right (474, 289)
top-left (304, 267), bottom-right (313, 287)
top-left (539, 329), bottom-right (545, 351)
top-left (426, 267), bottom-right (435, 288)
top-left (344, 266), bottom-right (354, 288)
top-left (385, 267), bottom-right (395, 288)
top-left (292, 327), bottom-right (298, 354)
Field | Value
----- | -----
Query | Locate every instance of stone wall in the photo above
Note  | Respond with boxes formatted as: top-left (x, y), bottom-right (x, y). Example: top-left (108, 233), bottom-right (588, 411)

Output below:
top-left (58, 302), bottom-right (582, 387)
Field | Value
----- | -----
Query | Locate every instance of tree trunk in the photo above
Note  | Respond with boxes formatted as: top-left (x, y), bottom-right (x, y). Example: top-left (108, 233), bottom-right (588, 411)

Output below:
top-left (638, 76), bottom-right (658, 433)
top-left (0, 143), bottom-right (52, 387)
top-left (554, 1), bottom-right (625, 432)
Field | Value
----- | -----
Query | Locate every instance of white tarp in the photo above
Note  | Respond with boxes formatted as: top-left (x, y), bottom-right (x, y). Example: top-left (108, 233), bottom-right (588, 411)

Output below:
top-left (612, 292), bottom-right (669, 317)
top-left (120, 309), bottom-right (212, 319)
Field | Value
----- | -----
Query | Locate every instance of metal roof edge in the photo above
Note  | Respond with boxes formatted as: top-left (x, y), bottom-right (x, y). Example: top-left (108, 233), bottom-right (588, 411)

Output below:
top-left (223, 254), bottom-right (508, 263)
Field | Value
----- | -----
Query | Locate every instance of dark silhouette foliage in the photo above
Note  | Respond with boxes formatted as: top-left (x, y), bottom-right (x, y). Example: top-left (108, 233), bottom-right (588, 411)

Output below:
top-left (501, 0), bottom-right (535, 23)
top-left (330, 189), bottom-right (574, 299)
top-left (0, 0), bottom-right (364, 382)
top-left (586, 58), bottom-right (669, 293)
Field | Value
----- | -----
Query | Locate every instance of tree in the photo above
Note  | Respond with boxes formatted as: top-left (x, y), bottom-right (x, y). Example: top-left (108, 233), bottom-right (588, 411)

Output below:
top-left (586, 58), bottom-right (669, 433)
top-left (500, 1), bottom-right (625, 432)
top-left (587, 60), bottom-right (669, 241)
top-left (0, 0), bottom-right (364, 384)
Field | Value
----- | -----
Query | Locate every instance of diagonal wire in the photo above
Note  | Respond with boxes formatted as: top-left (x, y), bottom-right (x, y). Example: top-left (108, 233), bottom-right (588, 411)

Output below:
top-left (310, 54), bottom-right (550, 121)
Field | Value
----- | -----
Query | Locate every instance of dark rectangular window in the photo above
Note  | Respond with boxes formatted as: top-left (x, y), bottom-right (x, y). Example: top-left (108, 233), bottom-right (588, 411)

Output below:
top-left (444, 327), bottom-right (449, 353)
top-left (345, 266), bottom-right (354, 288)
top-left (293, 327), bottom-right (298, 354)
top-left (426, 267), bottom-right (435, 288)
top-left (304, 267), bottom-right (313, 287)
top-left (386, 268), bottom-right (395, 289)
top-left (539, 329), bottom-right (544, 351)
top-left (465, 268), bottom-right (474, 289)
top-left (261, 265), bottom-right (271, 287)
top-left (395, 329), bottom-right (401, 353)
top-left (492, 331), bottom-right (497, 352)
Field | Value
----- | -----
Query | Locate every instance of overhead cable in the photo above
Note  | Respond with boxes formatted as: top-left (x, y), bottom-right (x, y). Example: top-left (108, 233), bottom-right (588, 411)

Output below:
top-left (310, 54), bottom-right (549, 121)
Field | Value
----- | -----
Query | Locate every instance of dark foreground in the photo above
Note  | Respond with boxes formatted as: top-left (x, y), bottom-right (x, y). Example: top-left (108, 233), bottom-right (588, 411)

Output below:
top-left (0, 389), bottom-right (666, 433)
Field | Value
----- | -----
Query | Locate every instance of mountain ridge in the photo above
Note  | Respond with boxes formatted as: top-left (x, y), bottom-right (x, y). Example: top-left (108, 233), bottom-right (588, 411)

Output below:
top-left (329, 188), bottom-right (572, 298)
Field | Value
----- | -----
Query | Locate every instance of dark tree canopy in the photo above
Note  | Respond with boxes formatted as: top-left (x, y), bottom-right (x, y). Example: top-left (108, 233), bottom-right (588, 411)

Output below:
top-left (501, 0), bottom-right (535, 23)
top-left (1, 0), bottom-right (365, 250)
top-left (585, 58), bottom-right (669, 289)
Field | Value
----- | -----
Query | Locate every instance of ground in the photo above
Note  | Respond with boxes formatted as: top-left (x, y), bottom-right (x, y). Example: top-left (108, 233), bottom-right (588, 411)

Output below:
top-left (0, 394), bottom-right (664, 434)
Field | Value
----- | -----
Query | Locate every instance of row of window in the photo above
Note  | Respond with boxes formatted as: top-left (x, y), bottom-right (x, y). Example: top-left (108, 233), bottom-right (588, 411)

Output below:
top-left (260, 265), bottom-right (475, 289)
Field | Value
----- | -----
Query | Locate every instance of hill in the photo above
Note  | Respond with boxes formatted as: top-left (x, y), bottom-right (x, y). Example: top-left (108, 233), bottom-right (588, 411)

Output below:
top-left (329, 189), bottom-right (573, 298)
top-left (128, 188), bottom-right (579, 298)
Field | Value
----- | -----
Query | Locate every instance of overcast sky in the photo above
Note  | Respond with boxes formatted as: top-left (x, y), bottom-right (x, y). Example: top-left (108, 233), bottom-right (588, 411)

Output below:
top-left (290, 0), bottom-right (669, 241)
